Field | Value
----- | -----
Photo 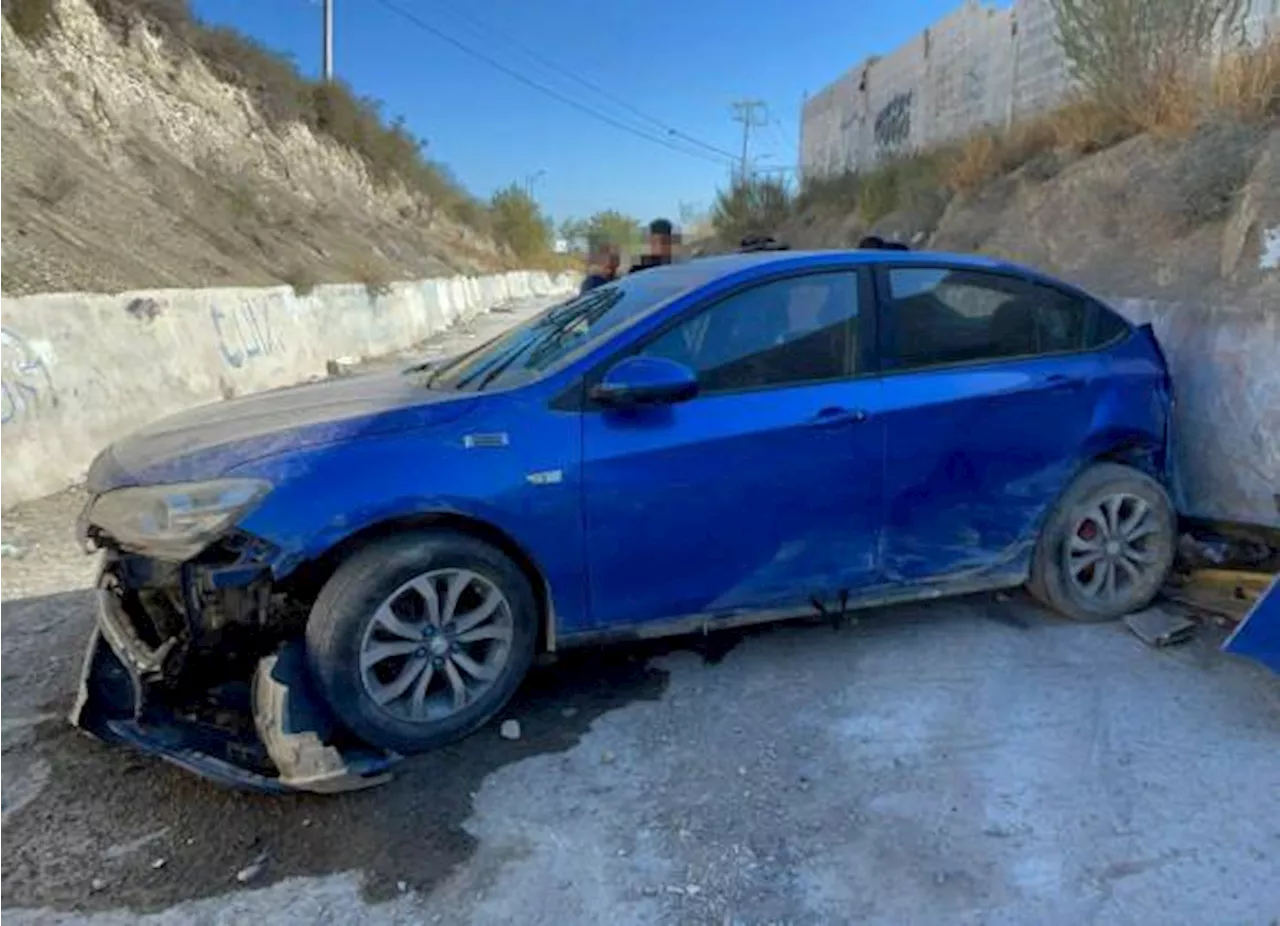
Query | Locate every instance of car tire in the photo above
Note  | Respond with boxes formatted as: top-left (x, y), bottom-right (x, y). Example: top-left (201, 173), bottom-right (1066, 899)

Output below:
top-left (305, 531), bottom-right (538, 755)
top-left (1029, 462), bottom-right (1176, 623)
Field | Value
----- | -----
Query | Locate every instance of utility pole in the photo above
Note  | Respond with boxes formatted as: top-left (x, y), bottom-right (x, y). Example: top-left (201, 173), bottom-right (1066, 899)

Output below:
top-left (730, 100), bottom-right (769, 182)
top-left (524, 170), bottom-right (546, 198)
top-left (323, 0), bottom-right (334, 81)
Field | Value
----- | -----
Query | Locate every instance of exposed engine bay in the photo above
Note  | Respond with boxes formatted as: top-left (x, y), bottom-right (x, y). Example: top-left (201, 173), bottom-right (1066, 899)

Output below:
top-left (70, 532), bottom-right (398, 793)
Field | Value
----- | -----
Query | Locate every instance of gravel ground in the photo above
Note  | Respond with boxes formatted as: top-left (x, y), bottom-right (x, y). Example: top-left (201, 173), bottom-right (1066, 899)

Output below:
top-left (3, 295), bottom-right (1280, 925)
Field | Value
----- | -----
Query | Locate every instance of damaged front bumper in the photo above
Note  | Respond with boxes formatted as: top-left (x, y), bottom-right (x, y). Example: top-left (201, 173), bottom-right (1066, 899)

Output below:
top-left (69, 577), bottom-right (398, 794)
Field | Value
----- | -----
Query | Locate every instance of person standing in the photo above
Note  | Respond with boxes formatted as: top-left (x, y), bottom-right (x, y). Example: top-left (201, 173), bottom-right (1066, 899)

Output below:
top-left (628, 218), bottom-right (676, 274)
top-left (579, 242), bottom-right (621, 294)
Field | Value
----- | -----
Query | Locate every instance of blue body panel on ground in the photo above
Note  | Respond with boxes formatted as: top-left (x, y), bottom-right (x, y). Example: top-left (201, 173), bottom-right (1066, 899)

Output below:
top-left (1224, 575), bottom-right (1280, 674)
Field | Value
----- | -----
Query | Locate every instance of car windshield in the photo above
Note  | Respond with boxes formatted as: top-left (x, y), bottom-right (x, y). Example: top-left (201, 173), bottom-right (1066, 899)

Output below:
top-left (421, 269), bottom-right (698, 392)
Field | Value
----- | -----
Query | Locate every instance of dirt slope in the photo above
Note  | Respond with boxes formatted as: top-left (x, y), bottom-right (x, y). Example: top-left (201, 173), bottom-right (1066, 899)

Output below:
top-left (1, 0), bottom-right (508, 296)
top-left (782, 123), bottom-right (1280, 307)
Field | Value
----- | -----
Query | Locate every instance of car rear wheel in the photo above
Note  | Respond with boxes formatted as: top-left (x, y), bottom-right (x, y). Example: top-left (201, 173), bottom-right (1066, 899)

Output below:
top-left (1029, 462), bottom-right (1176, 622)
top-left (305, 531), bottom-right (537, 754)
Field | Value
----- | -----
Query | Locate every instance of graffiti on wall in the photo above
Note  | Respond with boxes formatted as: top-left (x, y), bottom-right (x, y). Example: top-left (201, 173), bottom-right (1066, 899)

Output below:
top-left (211, 302), bottom-right (283, 369)
top-left (874, 91), bottom-right (913, 151)
top-left (1, 328), bottom-right (57, 426)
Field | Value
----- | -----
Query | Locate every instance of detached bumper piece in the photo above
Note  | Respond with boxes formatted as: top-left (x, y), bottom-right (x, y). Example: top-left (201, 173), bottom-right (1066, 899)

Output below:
top-left (1223, 573), bottom-right (1280, 674)
top-left (70, 587), bottom-right (397, 794)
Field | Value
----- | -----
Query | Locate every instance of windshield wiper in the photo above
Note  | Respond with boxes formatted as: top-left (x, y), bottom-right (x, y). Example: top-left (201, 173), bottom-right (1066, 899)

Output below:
top-left (457, 290), bottom-right (622, 392)
top-left (473, 295), bottom-right (620, 391)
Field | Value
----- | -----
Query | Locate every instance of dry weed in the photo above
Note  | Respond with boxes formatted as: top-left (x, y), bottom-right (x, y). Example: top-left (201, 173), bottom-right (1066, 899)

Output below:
top-left (1132, 68), bottom-right (1205, 138)
top-left (1213, 37), bottom-right (1280, 122)
top-left (1045, 99), bottom-right (1141, 153)
top-left (795, 171), bottom-right (863, 217)
top-left (280, 264), bottom-right (319, 297)
top-left (945, 133), bottom-right (1003, 193)
top-left (1165, 119), bottom-right (1262, 228)
top-left (351, 257), bottom-right (394, 298)
top-left (945, 119), bottom-right (1063, 193)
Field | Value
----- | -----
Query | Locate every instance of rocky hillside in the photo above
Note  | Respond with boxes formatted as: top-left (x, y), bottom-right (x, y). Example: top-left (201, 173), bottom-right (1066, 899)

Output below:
top-left (2, 0), bottom-right (511, 296)
top-left (781, 122), bottom-right (1279, 308)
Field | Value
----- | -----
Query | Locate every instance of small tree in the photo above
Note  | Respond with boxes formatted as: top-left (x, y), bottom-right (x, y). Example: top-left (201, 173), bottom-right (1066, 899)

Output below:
top-left (557, 217), bottom-right (587, 252)
top-left (710, 176), bottom-right (794, 244)
top-left (489, 184), bottom-right (551, 259)
top-left (1051, 0), bottom-right (1247, 122)
top-left (583, 210), bottom-right (645, 252)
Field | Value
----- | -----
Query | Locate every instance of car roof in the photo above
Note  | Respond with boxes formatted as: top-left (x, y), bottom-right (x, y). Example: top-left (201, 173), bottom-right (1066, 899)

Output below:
top-left (621, 249), bottom-right (1070, 295)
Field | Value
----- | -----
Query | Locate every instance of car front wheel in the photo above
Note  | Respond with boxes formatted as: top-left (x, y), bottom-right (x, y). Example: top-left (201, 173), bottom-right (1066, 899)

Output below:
top-left (305, 531), bottom-right (538, 754)
top-left (1030, 462), bottom-right (1176, 622)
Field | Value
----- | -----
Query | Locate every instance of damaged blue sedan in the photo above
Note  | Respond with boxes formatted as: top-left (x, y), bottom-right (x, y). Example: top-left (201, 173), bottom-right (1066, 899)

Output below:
top-left (72, 249), bottom-right (1178, 792)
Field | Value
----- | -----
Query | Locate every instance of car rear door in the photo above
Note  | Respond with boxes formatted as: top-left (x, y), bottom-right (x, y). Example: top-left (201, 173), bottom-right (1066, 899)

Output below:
top-left (579, 268), bottom-right (885, 629)
top-left (873, 264), bottom-right (1113, 583)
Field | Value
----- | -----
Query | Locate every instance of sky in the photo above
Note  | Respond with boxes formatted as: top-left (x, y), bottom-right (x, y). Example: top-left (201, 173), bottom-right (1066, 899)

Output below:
top-left (191, 0), bottom-right (964, 228)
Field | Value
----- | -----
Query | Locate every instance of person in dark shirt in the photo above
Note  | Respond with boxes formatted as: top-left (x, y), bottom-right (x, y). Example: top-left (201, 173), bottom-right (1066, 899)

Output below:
top-left (629, 218), bottom-right (676, 273)
top-left (579, 243), bottom-right (621, 294)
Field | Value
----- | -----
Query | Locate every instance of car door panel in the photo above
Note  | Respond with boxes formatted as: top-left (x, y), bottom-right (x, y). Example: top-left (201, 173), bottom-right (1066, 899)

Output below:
top-left (582, 381), bottom-right (885, 627)
top-left (579, 268), bottom-right (885, 629)
top-left (874, 265), bottom-right (1110, 583)
top-left (880, 356), bottom-right (1104, 582)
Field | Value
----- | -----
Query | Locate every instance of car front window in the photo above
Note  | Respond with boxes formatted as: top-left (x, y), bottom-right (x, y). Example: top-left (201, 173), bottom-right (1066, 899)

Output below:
top-left (423, 270), bottom-right (698, 392)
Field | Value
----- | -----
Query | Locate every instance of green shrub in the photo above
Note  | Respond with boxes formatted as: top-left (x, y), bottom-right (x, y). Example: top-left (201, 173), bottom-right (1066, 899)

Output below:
top-left (710, 176), bottom-right (794, 243)
top-left (489, 185), bottom-right (552, 259)
top-left (795, 171), bottom-right (862, 217)
top-left (855, 151), bottom-right (947, 224)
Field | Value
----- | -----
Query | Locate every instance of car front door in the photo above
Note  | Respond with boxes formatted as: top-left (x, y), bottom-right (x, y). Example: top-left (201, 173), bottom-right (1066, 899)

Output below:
top-left (579, 268), bottom-right (885, 630)
top-left (874, 264), bottom-right (1110, 583)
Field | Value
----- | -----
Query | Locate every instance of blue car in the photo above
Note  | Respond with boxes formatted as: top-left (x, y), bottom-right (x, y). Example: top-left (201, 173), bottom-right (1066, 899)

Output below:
top-left (72, 250), bottom-right (1177, 792)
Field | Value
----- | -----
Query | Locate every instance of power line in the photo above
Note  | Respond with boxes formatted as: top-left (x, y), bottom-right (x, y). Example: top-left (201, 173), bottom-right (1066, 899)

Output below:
top-left (423, 0), bottom-right (739, 163)
top-left (368, 0), bottom-right (736, 167)
top-left (767, 116), bottom-right (794, 160)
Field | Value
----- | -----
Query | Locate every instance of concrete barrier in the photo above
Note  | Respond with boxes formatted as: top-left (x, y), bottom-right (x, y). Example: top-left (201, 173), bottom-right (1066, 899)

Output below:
top-left (1, 270), bottom-right (578, 507)
top-left (1115, 298), bottom-right (1279, 530)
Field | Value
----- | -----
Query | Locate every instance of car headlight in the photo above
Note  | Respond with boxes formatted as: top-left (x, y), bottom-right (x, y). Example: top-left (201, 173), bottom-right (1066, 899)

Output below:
top-left (89, 479), bottom-right (271, 560)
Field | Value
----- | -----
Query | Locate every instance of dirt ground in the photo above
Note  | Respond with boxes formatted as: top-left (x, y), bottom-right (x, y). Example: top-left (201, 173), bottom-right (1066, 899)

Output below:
top-left (3, 300), bottom-right (1279, 926)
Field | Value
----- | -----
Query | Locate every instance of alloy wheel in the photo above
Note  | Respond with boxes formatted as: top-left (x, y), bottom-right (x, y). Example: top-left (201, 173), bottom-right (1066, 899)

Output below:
top-left (358, 568), bottom-right (514, 723)
top-left (1065, 492), bottom-right (1162, 606)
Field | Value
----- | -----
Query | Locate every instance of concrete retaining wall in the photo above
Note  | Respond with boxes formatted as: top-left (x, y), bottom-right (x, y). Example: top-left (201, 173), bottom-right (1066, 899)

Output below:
top-left (1, 270), bottom-right (577, 507)
top-left (1115, 298), bottom-right (1279, 530)
top-left (801, 0), bottom-right (1280, 178)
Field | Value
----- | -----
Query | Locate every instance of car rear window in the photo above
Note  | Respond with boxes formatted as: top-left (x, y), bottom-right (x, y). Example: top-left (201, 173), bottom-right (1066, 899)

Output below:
top-left (881, 267), bottom-right (1100, 371)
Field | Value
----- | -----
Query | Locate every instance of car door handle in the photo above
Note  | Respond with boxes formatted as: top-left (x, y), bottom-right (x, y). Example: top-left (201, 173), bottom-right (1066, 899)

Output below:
top-left (810, 406), bottom-right (869, 427)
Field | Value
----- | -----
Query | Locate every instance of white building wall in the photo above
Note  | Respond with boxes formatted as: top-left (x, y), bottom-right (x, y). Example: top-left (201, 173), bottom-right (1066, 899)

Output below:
top-left (800, 0), bottom-right (1280, 179)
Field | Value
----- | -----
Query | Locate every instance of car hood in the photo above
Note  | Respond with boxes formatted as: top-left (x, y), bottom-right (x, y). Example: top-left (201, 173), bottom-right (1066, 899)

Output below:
top-left (88, 369), bottom-right (478, 491)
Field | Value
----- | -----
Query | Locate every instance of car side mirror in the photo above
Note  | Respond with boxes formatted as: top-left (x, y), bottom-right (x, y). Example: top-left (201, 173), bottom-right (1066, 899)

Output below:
top-left (590, 356), bottom-right (699, 408)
